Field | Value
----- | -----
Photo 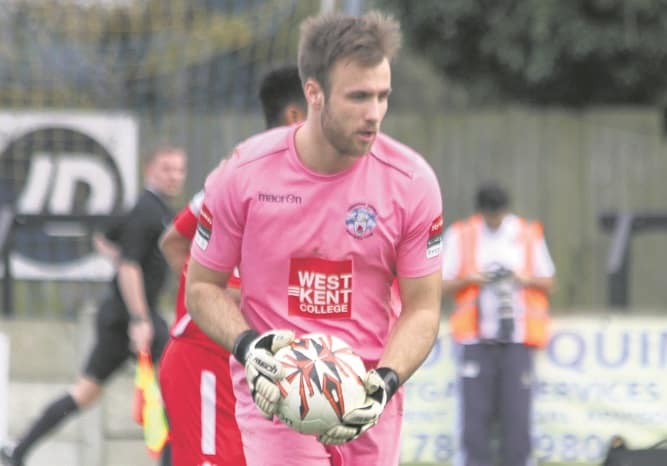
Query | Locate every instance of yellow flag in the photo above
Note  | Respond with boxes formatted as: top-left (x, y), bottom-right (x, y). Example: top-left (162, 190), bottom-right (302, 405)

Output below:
top-left (132, 351), bottom-right (170, 459)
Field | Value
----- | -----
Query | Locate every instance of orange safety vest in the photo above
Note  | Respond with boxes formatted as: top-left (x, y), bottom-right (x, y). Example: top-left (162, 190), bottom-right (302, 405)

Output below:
top-left (448, 214), bottom-right (551, 348)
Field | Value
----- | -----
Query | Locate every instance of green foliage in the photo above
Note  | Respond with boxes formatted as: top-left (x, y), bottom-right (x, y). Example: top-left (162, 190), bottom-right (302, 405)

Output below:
top-left (0, 0), bottom-right (315, 109)
top-left (378, 0), bottom-right (667, 105)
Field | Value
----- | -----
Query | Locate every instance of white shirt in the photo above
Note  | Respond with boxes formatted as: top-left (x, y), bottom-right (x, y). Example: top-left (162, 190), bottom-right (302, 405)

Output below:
top-left (441, 214), bottom-right (555, 342)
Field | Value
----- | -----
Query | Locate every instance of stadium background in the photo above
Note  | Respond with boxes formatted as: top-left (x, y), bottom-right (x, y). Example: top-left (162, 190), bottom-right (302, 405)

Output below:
top-left (0, 0), bottom-right (666, 465)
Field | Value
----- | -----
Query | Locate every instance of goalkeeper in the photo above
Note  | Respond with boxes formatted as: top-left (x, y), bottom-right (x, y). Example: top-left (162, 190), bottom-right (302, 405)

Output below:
top-left (185, 10), bottom-right (443, 466)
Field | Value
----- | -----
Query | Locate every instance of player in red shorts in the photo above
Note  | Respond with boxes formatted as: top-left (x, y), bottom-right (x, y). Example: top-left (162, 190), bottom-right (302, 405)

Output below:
top-left (158, 65), bottom-right (306, 466)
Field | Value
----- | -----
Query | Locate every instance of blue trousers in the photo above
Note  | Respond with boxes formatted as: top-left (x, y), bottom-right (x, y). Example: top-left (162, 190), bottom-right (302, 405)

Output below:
top-left (455, 343), bottom-right (534, 466)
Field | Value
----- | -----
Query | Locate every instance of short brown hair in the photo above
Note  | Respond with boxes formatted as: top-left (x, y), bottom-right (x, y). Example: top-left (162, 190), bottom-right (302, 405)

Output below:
top-left (298, 10), bottom-right (401, 94)
top-left (143, 145), bottom-right (186, 167)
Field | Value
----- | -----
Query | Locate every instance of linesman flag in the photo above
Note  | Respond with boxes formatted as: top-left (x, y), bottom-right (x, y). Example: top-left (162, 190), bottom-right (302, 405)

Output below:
top-left (132, 351), bottom-right (169, 458)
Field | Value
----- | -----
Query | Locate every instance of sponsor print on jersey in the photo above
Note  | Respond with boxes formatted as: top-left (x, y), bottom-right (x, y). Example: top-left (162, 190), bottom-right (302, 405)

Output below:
top-left (345, 203), bottom-right (377, 239)
top-left (194, 202), bottom-right (213, 250)
top-left (427, 213), bottom-right (443, 259)
top-left (288, 257), bottom-right (353, 319)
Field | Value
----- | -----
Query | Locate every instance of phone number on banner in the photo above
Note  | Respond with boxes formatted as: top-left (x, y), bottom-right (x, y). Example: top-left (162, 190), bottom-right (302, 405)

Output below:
top-left (401, 432), bottom-right (607, 464)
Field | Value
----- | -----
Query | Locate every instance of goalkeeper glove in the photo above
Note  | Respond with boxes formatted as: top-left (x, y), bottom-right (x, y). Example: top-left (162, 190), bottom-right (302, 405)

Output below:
top-left (319, 366), bottom-right (400, 445)
top-left (233, 328), bottom-right (295, 419)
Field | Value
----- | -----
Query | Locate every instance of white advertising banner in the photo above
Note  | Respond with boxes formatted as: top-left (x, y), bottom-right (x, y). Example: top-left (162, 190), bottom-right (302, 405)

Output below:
top-left (0, 112), bottom-right (138, 281)
top-left (400, 315), bottom-right (667, 465)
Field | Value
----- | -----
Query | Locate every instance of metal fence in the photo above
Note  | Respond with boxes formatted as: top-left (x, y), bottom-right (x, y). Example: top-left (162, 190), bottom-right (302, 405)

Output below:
top-left (1, 1), bottom-right (666, 318)
top-left (0, 0), bottom-right (318, 318)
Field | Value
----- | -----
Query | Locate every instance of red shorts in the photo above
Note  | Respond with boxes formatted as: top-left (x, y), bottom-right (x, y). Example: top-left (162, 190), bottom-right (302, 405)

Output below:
top-left (159, 338), bottom-right (246, 466)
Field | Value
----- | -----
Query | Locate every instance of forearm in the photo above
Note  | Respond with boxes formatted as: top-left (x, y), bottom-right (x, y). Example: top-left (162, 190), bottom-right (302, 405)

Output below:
top-left (522, 275), bottom-right (555, 294)
top-left (159, 228), bottom-right (190, 274)
top-left (441, 277), bottom-right (470, 296)
top-left (186, 281), bottom-right (250, 352)
top-left (226, 287), bottom-right (242, 307)
top-left (117, 261), bottom-right (150, 319)
top-left (93, 232), bottom-right (120, 262)
top-left (378, 306), bottom-right (440, 384)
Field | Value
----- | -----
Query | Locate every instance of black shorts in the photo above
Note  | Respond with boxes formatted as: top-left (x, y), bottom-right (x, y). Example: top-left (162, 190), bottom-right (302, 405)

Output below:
top-left (83, 297), bottom-right (170, 383)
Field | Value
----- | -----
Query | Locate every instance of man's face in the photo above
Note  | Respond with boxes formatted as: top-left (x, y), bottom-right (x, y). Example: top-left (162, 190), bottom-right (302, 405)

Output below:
top-left (320, 57), bottom-right (391, 158)
top-left (147, 150), bottom-right (187, 198)
top-left (481, 210), bottom-right (507, 230)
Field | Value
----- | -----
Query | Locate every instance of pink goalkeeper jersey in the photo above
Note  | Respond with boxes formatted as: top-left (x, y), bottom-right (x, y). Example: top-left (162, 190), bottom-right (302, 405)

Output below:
top-left (191, 124), bottom-right (443, 364)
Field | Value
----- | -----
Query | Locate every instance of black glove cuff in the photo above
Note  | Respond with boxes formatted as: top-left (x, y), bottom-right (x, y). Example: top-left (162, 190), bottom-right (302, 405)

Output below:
top-left (232, 329), bottom-right (259, 364)
top-left (375, 366), bottom-right (400, 401)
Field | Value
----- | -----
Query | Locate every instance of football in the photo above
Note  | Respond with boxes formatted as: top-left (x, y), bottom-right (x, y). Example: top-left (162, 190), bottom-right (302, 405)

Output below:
top-left (274, 333), bottom-right (367, 436)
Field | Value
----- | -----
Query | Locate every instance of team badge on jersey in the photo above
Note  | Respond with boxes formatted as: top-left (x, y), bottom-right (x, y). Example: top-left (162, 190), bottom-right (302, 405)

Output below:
top-left (427, 214), bottom-right (443, 259)
top-left (345, 203), bottom-right (377, 239)
top-left (194, 202), bottom-right (213, 250)
top-left (288, 257), bottom-right (353, 319)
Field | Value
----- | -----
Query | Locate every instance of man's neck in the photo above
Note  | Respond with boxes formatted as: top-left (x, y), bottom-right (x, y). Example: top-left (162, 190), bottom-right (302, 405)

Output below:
top-left (145, 185), bottom-right (160, 196)
top-left (145, 185), bottom-right (169, 204)
top-left (294, 120), bottom-right (360, 175)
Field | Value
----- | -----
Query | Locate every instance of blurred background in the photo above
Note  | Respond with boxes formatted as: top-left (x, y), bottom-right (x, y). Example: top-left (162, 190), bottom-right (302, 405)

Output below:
top-left (0, 0), bottom-right (666, 465)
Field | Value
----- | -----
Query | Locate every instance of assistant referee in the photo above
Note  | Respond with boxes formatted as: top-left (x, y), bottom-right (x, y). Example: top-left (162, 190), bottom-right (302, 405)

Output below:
top-left (1, 146), bottom-right (186, 466)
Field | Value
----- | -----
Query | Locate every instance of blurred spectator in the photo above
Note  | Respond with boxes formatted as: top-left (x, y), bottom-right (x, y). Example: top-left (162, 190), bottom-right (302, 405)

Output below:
top-left (441, 182), bottom-right (555, 466)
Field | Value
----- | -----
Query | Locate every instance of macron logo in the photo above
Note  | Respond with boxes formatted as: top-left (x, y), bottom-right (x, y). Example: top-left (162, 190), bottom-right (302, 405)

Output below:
top-left (257, 192), bottom-right (302, 204)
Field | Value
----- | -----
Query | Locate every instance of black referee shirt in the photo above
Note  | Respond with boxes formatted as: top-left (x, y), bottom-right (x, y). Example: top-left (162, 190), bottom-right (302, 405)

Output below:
top-left (105, 189), bottom-right (173, 312)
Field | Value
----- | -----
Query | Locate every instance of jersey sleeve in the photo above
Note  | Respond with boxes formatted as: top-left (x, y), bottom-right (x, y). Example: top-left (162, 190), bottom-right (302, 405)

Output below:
top-left (440, 225), bottom-right (462, 280)
top-left (395, 161), bottom-right (444, 278)
top-left (117, 196), bottom-right (160, 263)
top-left (190, 155), bottom-right (244, 272)
top-left (228, 267), bottom-right (241, 289)
top-left (533, 236), bottom-right (556, 278)
top-left (102, 216), bottom-right (124, 243)
top-left (172, 191), bottom-right (203, 241)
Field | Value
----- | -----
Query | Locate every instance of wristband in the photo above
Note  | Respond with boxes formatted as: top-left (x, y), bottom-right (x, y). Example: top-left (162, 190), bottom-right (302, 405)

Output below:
top-left (375, 366), bottom-right (400, 401)
top-left (232, 329), bottom-right (260, 364)
top-left (129, 314), bottom-right (148, 323)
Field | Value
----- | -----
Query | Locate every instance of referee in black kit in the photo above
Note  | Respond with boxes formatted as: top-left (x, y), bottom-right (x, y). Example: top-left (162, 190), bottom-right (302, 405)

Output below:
top-left (1, 146), bottom-right (187, 466)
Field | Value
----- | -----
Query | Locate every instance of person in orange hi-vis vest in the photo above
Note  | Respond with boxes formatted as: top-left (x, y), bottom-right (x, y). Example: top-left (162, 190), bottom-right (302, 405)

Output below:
top-left (441, 182), bottom-right (555, 466)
